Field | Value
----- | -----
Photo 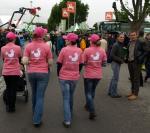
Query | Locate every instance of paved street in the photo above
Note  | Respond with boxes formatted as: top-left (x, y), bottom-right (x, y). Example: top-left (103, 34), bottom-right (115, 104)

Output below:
top-left (0, 63), bottom-right (150, 133)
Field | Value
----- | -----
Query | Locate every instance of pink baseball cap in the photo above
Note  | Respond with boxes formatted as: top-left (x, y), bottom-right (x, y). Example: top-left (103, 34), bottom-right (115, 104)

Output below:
top-left (6, 32), bottom-right (17, 40)
top-left (66, 33), bottom-right (78, 42)
top-left (33, 27), bottom-right (46, 38)
top-left (89, 34), bottom-right (100, 43)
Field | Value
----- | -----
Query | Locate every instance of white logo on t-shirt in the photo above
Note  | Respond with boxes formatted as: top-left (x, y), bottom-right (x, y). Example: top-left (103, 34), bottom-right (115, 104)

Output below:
top-left (91, 52), bottom-right (100, 61)
top-left (31, 48), bottom-right (41, 58)
top-left (69, 53), bottom-right (79, 62)
top-left (5, 49), bottom-right (15, 58)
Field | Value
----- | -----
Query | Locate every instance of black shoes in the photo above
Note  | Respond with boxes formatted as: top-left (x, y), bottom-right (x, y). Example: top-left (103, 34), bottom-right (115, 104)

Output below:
top-left (108, 93), bottom-right (122, 98)
top-left (33, 122), bottom-right (42, 128)
top-left (6, 105), bottom-right (15, 113)
top-left (110, 95), bottom-right (122, 98)
top-left (62, 121), bottom-right (71, 128)
top-left (89, 112), bottom-right (97, 120)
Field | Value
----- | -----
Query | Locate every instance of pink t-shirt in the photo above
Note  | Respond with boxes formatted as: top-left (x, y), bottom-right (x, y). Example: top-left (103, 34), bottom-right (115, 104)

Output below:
top-left (1, 42), bottom-right (21, 75)
top-left (57, 45), bottom-right (83, 80)
top-left (24, 40), bottom-right (52, 73)
top-left (83, 45), bottom-right (107, 79)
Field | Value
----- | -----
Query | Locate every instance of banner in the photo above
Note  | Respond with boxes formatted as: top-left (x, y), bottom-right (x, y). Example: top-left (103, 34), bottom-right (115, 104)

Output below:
top-left (62, 8), bottom-right (69, 18)
top-left (105, 12), bottom-right (113, 21)
top-left (67, 1), bottom-right (76, 13)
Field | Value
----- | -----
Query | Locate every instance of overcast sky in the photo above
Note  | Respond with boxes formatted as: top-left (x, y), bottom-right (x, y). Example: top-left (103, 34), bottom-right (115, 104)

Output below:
top-left (0, 0), bottom-right (116, 27)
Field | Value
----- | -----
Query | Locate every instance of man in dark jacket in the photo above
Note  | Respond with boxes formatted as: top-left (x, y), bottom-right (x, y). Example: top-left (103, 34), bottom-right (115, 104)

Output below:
top-left (127, 31), bottom-right (145, 100)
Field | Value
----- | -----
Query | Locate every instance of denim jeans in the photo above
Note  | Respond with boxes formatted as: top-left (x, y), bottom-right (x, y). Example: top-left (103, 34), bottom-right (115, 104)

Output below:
top-left (108, 61), bottom-right (121, 96)
top-left (28, 73), bottom-right (49, 124)
top-left (84, 78), bottom-right (100, 113)
top-left (59, 79), bottom-right (77, 123)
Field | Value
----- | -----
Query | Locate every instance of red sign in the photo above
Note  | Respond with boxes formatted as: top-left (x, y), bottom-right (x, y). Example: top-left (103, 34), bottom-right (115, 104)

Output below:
top-left (105, 12), bottom-right (113, 20)
top-left (67, 1), bottom-right (76, 13)
top-left (62, 8), bottom-right (69, 18)
top-left (29, 8), bottom-right (37, 15)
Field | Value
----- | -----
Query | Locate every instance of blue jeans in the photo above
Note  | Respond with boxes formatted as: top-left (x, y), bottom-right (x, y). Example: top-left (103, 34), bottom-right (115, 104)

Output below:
top-left (28, 73), bottom-right (49, 124)
top-left (108, 61), bottom-right (121, 96)
top-left (84, 78), bottom-right (100, 113)
top-left (59, 79), bottom-right (77, 123)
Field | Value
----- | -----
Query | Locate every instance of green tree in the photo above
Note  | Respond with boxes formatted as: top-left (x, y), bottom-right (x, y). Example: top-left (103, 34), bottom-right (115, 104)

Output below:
top-left (47, 0), bottom-right (89, 31)
top-left (114, 0), bottom-right (150, 31)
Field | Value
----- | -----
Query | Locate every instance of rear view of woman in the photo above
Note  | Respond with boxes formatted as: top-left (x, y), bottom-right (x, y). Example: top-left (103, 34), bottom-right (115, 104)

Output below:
top-left (83, 34), bottom-right (107, 120)
top-left (57, 33), bottom-right (83, 128)
top-left (1, 32), bottom-right (22, 112)
top-left (22, 27), bottom-right (53, 127)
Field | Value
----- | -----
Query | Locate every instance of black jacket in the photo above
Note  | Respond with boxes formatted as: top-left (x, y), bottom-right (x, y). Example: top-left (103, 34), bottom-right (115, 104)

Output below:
top-left (110, 42), bottom-right (125, 64)
top-left (126, 39), bottom-right (146, 64)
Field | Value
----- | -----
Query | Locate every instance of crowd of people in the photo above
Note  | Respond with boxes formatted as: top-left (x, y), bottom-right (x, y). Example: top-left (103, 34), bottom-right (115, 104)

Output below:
top-left (0, 26), bottom-right (150, 128)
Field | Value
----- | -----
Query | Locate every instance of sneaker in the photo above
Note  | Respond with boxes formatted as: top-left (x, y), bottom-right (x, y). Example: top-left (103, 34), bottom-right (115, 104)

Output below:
top-left (62, 121), bottom-right (71, 128)
top-left (33, 122), bottom-right (42, 128)
top-left (126, 93), bottom-right (133, 97)
top-left (128, 95), bottom-right (137, 100)
top-left (89, 112), bottom-right (97, 120)
top-left (111, 95), bottom-right (122, 98)
top-left (6, 106), bottom-right (15, 113)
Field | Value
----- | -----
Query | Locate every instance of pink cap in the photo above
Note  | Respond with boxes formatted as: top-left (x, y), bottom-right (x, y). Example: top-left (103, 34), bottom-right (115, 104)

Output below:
top-left (66, 33), bottom-right (78, 42)
top-left (89, 34), bottom-right (100, 43)
top-left (33, 27), bottom-right (46, 38)
top-left (6, 32), bottom-right (17, 40)
top-left (62, 35), bottom-right (67, 40)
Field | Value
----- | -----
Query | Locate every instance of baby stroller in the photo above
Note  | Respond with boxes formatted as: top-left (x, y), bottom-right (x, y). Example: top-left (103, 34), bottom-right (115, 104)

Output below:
top-left (3, 67), bottom-right (29, 103)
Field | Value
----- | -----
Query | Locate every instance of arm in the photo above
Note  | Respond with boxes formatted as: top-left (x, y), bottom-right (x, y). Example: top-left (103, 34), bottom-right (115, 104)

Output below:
top-left (111, 44), bottom-right (124, 64)
top-left (22, 56), bottom-right (29, 65)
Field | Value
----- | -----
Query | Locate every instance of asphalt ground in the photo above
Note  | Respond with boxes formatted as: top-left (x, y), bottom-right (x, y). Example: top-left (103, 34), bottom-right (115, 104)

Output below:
top-left (0, 61), bottom-right (150, 133)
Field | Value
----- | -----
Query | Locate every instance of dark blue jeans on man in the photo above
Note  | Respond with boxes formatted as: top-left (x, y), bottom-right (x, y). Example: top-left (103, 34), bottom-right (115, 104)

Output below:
top-left (84, 78), bottom-right (100, 113)
top-left (28, 73), bottom-right (49, 124)
top-left (59, 79), bottom-right (77, 123)
top-left (108, 61), bottom-right (121, 96)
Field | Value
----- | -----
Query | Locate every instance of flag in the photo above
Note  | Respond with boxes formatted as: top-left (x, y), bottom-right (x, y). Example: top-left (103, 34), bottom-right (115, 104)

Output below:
top-left (62, 8), bottom-right (69, 18)
top-left (67, 1), bottom-right (76, 13)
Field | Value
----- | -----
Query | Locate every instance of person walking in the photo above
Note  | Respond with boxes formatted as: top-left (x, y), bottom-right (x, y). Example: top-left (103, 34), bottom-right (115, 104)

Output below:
top-left (57, 33), bottom-right (83, 128)
top-left (144, 33), bottom-right (150, 82)
top-left (83, 34), bottom-right (107, 119)
top-left (1, 32), bottom-right (22, 112)
top-left (108, 33), bottom-right (125, 98)
top-left (22, 27), bottom-right (53, 127)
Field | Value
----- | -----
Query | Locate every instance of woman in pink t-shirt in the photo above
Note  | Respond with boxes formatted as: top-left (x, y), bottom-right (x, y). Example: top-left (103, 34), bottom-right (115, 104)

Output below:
top-left (83, 34), bottom-right (107, 120)
top-left (57, 33), bottom-right (83, 128)
top-left (1, 32), bottom-right (22, 112)
top-left (22, 27), bottom-right (53, 127)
